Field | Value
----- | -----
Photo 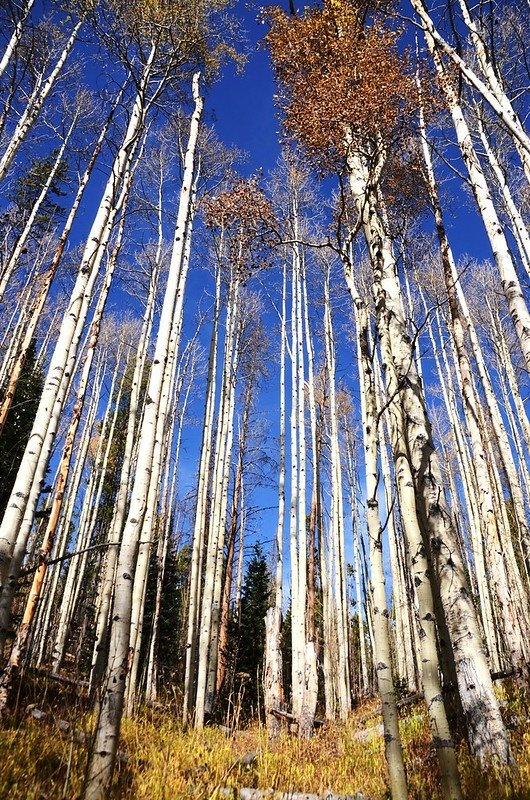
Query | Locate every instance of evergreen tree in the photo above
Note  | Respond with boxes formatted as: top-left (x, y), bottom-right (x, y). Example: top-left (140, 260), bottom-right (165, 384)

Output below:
top-left (0, 341), bottom-right (44, 517)
top-left (9, 151), bottom-right (68, 234)
top-left (234, 543), bottom-right (271, 716)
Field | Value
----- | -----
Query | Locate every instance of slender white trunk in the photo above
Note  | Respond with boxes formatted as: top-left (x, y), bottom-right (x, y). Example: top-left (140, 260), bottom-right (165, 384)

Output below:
top-left (84, 73), bottom-right (203, 800)
top-left (0, 53), bottom-right (154, 590)
top-left (410, 0), bottom-right (530, 167)
top-left (422, 23), bottom-right (530, 376)
top-left (0, 0), bottom-right (35, 81)
top-left (475, 112), bottom-right (530, 275)
top-left (357, 298), bottom-right (408, 800)
top-left (264, 264), bottom-right (287, 737)
top-left (323, 270), bottom-right (349, 719)
top-left (0, 115), bottom-right (77, 301)
top-left (0, 16), bottom-right (84, 183)
top-left (182, 261), bottom-right (221, 722)
top-left (51, 356), bottom-right (126, 671)
top-left (0, 90), bottom-right (119, 429)
top-left (195, 269), bottom-right (241, 726)
top-left (347, 146), bottom-right (506, 770)
top-left (456, 0), bottom-right (530, 182)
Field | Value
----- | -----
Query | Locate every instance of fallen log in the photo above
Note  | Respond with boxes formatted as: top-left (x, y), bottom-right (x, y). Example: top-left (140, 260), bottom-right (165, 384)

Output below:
top-left (29, 667), bottom-right (89, 689)
top-left (215, 788), bottom-right (371, 800)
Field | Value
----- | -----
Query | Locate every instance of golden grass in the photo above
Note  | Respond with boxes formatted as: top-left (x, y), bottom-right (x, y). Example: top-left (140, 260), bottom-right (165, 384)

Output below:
top-left (1, 686), bottom-right (530, 799)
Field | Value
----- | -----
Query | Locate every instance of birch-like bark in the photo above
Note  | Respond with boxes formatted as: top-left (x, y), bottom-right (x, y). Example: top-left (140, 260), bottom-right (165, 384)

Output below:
top-left (0, 15), bottom-right (84, 183)
top-left (83, 72), bottom-right (203, 800)
top-left (0, 0), bottom-right (35, 81)
top-left (0, 90), bottom-right (120, 431)
top-left (0, 173), bottom-right (133, 709)
top-left (125, 201), bottom-right (198, 714)
top-left (409, 0), bottom-right (530, 170)
top-left (455, 0), bottom-right (530, 183)
top-left (418, 112), bottom-right (529, 669)
top-left (33, 362), bottom-right (104, 666)
top-left (347, 147), bottom-right (510, 765)
top-left (323, 270), bottom-right (350, 720)
top-left (0, 113), bottom-right (78, 301)
top-left (475, 111), bottom-right (530, 277)
top-left (421, 25), bottom-right (530, 378)
top-left (182, 259), bottom-right (221, 723)
top-left (0, 50), bottom-right (155, 592)
top-left (289, 236), bottom-right (302, 717)
top-left (89, 229), bottom-right (162, 695)
top-left (265, 261), bottom-right (287, 738)
top-left (51, 346), bottom-right (127, 672)
top-left (357, 298), bottom-right (408, 800)
top-left (217, 375), bottom-right (252, 693)
top-left (195, 267), bottom-right (241, 726)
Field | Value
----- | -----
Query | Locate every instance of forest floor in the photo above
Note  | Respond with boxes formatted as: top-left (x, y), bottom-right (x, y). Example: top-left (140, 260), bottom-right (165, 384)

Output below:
top-left (1, 678), bottom-right (530, 799)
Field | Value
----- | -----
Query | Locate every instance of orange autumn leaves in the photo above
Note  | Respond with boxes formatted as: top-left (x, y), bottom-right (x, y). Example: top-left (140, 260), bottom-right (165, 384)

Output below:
top-left (202, 178), bottom-right (277, 279)
top-left (265, 0), bottom-right (417, 173)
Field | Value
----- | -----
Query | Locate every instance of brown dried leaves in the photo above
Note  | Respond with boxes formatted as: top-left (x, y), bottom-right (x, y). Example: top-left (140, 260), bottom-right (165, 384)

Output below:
top-left (265, 0), bottom-right (416, 173)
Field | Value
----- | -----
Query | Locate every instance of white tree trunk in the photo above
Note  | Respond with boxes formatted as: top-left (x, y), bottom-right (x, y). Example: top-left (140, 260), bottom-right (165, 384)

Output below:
top-left (0, 0), bottom-right (35, 81)
top-left (0, 52), bottom-right (154, 592)
top-left (0, 16), bottom-right (84, 183)
top-left (83, 72), bottom-right (203, 800)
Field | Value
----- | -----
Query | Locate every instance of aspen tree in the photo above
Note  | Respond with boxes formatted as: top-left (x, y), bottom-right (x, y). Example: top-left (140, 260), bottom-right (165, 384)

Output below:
top-left (454, 0), bottom-right (530, 182)
top-left (475, 110), bottom-right (530, 277)
top-left (182, 258), bottom-right (222, 722)
top-left (126, 331), bottom-right (200, 713)
top-left (0, 91), bottom-right (121, 433)
top-left (409, 0), bottom-right (530, 171)
top-left (50, 336), bottom-right (130, 666)
top-left (264, 257), bottom-right (286, 738)
top-left (0, 13), bottom-right (85, 183)
top-left (0, 161), bottom-right (136, 710)
top-left (416, 66), bottom-right (530, 578)
top-left (48, 351), bottom-right (126, 670)
top-left (489, 305), bottom-right (530, 458)
top-left (323, 267), bottom-right (350, 720)
top-left (419, 19), bottom-right (530, 377)
top-left (0, 131), bottom-right (141, 663)
top-left (344, 433), bottom-right (370, 696)
top-left (83, 71), bottom-right (204, 797)
top-left (357, 296), bottom-right (408, 800)
top-left (125, 190), bottom-right (200, 715)
top-left (0, 123), bottom-right (74, 302)
top-left (0, 0), bottom-right (36, 81)
top-left (89, 234), bottom-right (166, 692)
top-left (0, 45), bottom-right (158, 596)
top-left (194, 180), bottom-right (275, 727)
top-left (144, 343), bottom-right (200, 703)
top-left (267, 0), bottom-right (509, 767)
top-left (34, 359), bottom-right (108, 665)
top-left (217, 372), bottom-right (253, 694)
top-left (417, 104), bottom-right (530, 669)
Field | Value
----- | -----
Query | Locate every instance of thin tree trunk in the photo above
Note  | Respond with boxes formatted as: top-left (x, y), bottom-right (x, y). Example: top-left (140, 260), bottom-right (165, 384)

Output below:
top-left (356, 298), bottom-right (408, 800)
top-left (0, 0), bottom-right (35, 81)
top-left (83, 72), bottom-right (203, 800)
top-left (0, 50), bottom-right (155, 593)
top-left (0, 16), bottom-right (84, 183)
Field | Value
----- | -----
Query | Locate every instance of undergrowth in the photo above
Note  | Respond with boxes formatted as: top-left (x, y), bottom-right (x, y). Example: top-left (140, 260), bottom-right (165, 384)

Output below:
top-left (1, 681), bottom-right (529, 799)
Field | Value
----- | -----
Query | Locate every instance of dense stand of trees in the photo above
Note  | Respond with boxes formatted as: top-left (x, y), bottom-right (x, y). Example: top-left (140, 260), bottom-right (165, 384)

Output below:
top-left (0, 0), bottom-right (529, 798)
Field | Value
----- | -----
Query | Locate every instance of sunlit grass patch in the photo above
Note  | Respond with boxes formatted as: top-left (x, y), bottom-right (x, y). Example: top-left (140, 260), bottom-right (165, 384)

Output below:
top-left (1, 687), bottom-right (530, 799)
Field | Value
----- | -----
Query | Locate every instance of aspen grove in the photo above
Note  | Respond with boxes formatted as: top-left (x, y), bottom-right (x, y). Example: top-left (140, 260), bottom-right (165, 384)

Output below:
top-left (0, 0), bottom-right (530, 798)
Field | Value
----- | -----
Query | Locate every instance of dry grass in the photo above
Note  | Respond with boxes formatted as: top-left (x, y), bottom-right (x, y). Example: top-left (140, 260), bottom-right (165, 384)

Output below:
top-left (1, 683), bottom-right (529, 799)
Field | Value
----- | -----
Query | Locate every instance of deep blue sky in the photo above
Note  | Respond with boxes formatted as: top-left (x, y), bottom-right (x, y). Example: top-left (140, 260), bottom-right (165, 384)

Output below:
top-left (208, 3), bottom-right (280, 175)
